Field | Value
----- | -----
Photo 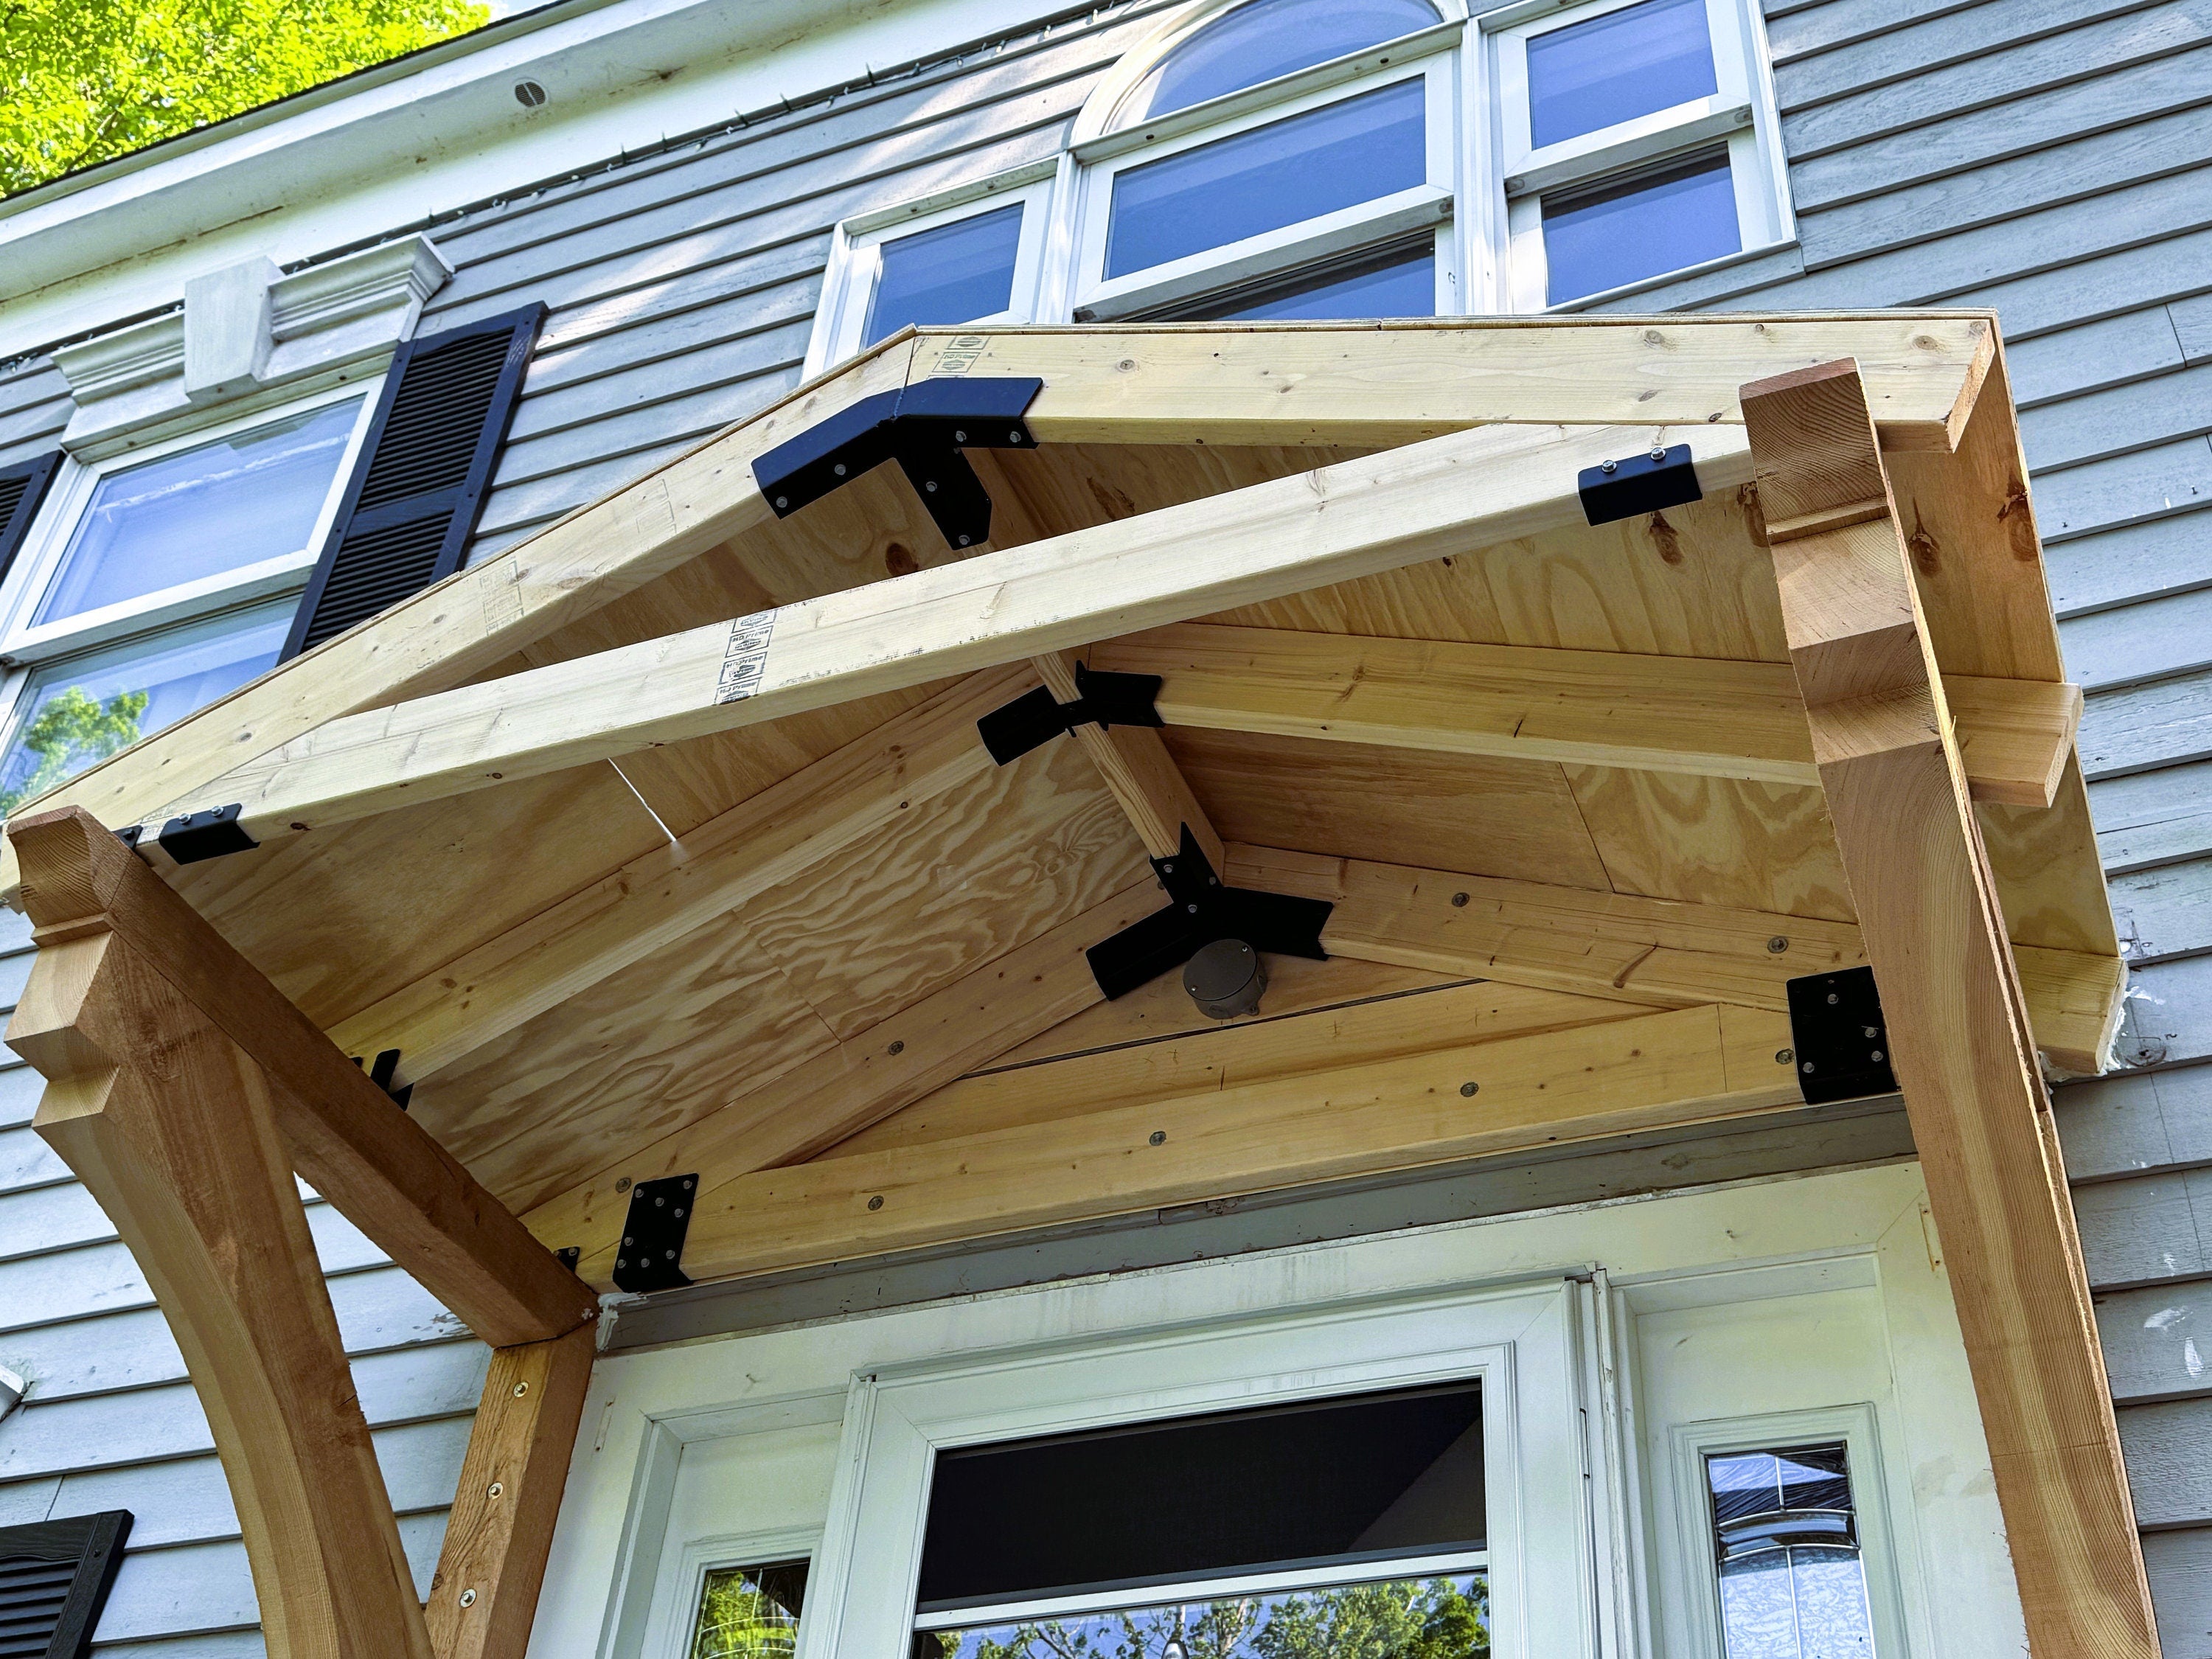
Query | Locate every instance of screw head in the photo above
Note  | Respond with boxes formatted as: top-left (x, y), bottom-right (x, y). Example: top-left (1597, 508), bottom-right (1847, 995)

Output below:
top-left (867, 1194), bottom-right (885, 1211)
top-left (1827, 992), bottom-right (1840, 1005)
top-left (954, 429), bottom-right (967, 442)
top-left (1801, 1061), bottom-right (1816, 1074)
top-left (1775, 1048), bottom-right (1794, 1064)
top-left (1767, 936), bottom-right (1789, 953)
top-left (1009, 430), bottom-right (1023, 442)
top-left (1460, 1082), bottom-right (1479, 1097)
top-left (957, 534), bottom-right (972, 546)
top-left (1149, 1130), bottom-right (1166, 1145)
top-left (1451, 891), bottom-right (1470, 908)
top-left (460, 1588), bottom-right (478, 1608)
top-left (888, 1039), bottom-right (905, 1056)
top-left (832, 462), bottom-right (846, 476)
top-left (512, 1381), bottom-right (530, 1397)
top-left (924, 479), bottom-right (938, 492)
top-left (1599, 459), bottom-right (1618, 474)
top-left (1871, 1049), bottom-right (1885, 1063)
top-left (614, 1176), bottom-right (632, 1194)
top-left (1650, 446), bottom-right (1666, 462)
top-left (487, 1481), bottom-right (504, 1498)
top-left (773, 495), bottom-right (788, 509)
top-left (1186, 902), bottom-right (1199, 914)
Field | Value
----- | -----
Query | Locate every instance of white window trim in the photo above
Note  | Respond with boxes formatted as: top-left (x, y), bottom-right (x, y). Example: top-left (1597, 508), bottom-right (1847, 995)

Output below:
top-left (797, 1279), bottom-right (1594, 1659)
top-left (1481, 0), bottom-right (1792, 313)
top-left (0, 376), bottom-right (379, 664)
top-left (1068, 46), bottom-right (1461, 323)
top-left (802, 167), bottom-right (1060, 381)
top-left (1662, 1403), bottom-right (1914, 1659)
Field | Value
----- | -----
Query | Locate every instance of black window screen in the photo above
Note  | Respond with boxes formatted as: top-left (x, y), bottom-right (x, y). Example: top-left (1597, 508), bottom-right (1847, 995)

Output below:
top-left (914, 1380), bottom-right (1484, 1612)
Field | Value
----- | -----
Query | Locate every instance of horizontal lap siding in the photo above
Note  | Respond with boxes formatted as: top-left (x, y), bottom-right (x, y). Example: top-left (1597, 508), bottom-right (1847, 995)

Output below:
top-left (1603, 0), bottom-right (2212, 1640)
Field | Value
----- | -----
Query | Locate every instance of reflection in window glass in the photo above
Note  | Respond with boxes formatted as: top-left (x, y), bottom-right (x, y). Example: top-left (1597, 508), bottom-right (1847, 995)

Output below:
top-left (0, 600), bottom-right (293, 813)
top-left (1526, 0), bottom-right (1718, 150)
top-left (34, 399), bottom-right (361, 627)
top-left (864, 205), bottom-right (1027, 347)
top-left (1706, 1444), bottom-right (1874, 1659)
top-left (689, 1559), bottom-right (807, 1659)
top-left (914, 1573), bottom-right (1489, 1659)
top-left (1129, 0), bottom-right (1440, 120)
top-left (1107, 78), bottom-right (1425, 279)
top-left (1540, 149), bottom-right (1738, 303)
top-left (1197, 243), bottom-right (1435, 319)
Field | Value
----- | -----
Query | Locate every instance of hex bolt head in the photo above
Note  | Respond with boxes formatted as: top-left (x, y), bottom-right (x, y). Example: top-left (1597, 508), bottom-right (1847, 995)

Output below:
top-left (1599, 459), bottom-right (1618, 474)
top-left (1767, 936), bottom-right (1789, 953)
top-left (954, 429), bottom-right (967, 442)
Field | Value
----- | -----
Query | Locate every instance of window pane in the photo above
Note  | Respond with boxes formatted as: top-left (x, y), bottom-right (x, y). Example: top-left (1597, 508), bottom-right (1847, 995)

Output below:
top-left (1706, 1444), bottom-right (1875, 1659)
top-left (1196, 243), bottom-right (1436, 319)
top-left (1130, 0), bottom-right (1441, 120)
top-left (34, 399), bottom-right (361, 627)
top-left (916, 1382), bottom-right (1483, 1611)
top-left (1526, 0), bottom-right (1718, 150)
top-left (1107, 79), bottom-right (1426, 279)
top-left (863, 204), bottom-right (1027, 347)
top-left (0, 601), bottom-right (292, 813)
top-left (915, 1573), bottom-right (1489, 1659)
top-left (1540, 149), bottom-right (1738, 303)
top-left (689, 1559), bottom-right (807, 1659)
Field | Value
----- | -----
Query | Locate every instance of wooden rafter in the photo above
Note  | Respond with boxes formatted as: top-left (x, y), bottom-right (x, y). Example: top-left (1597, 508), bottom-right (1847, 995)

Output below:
top-left (1740, 359), bottom-right (2155, 1659)
top-left (7, 807), bottom-right (596, 1347)
top-left (132, 421), bottom-right (1759, 849)
top-left (1096, 623), bottom-right (2081, 807)
top-left (7, 826), bottom-right (437, 1659)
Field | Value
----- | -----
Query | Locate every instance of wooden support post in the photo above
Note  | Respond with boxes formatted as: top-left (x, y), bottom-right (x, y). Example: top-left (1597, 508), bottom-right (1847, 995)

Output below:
top-left (5, 808), bottom-right (597, 1348)
top-left (427, 1326), bottom-right (596, 1659)
top-left (7, 898), bottom-right (434, 1659)
top-left (1740, 360), bottom-right (2157, 1659)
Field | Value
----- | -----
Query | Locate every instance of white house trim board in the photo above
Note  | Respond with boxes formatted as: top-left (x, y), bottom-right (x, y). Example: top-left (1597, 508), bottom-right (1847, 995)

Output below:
top-left (534, 1162), bottom-right (2021, 1659)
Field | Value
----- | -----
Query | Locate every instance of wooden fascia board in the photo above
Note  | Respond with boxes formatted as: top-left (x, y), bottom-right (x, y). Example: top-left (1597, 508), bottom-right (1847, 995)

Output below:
top-left (1740, 358), bottom-right (2157, 1659)
top-left (1093, 622), bottom-right (2081, 807)
top-left (1229, 845), bottom-right (2122, 1077)
top-left (4, 807), bottom-right (597, 1348)
top-left (556, 999), bottom-right (1800, 1285)
top-left (0, 315), bottom-right (1993, 902)
top-left (131, 420), bottom-right (1761, 848)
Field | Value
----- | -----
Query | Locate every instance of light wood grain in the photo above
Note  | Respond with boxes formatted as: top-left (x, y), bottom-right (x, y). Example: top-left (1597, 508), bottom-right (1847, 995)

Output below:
top-left (1742, 358), bottom-right (2154, 1659)
top-left (1098, 621), bottom-right (2079, 804)
top-left (10, 925), bottom-right (434, 1659)
top-left (425, 1326), bottom-right (595, 1659)
top-left (5, 807), bottom-right (596, 1348)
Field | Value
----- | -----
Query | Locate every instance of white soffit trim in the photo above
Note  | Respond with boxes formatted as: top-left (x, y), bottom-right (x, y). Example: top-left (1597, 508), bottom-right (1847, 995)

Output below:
top-left (0, 0), bottom-right (1088, 358)
top-left (52, 235), bottom-right (450, 453)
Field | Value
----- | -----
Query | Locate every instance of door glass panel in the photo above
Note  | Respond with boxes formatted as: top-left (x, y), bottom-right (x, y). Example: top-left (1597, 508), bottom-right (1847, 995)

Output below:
top-left (914, 1573), bottom-right (1490, 1659)
top-left (1107, 78), bottom-right (1426, 278)
top-left (1525, 0), bottom-right (1718, 150)
top-left (689, 1558), bottom-right (807, 1659)
top-left (865, 204), bottom-right (1026, 347)
top-left (1196, 242), bottom-right (1436, 319)
top-left (33, 398), bottom-right (361, 626)
top-left (1130, 0), bottom-right (1440, 120)
top-left (0, 599), bottom-right (292, 813)
top-left (1706, 1444), bottom-right (1876, 1659)
top-left (1541, 149), bottom-right (1738, 303)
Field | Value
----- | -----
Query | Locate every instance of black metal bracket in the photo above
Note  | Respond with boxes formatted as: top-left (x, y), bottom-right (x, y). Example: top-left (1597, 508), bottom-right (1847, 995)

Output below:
top-left (157, 804), bottom-right (257, 865)
top-left (1086, 827), bottom-right (1332, 1000)
top-left (555, 1246), bottom-right (582, 1272)
top-left (612, 1173), bottom-right (698, 1293)
top-left (114, 824), bottom-right (144, 852)
top-left (753, 375), bottom-right (1044, 550)
top-left (1578, 443), bottom-right (1703, 526)
top-left (349, 1048), bottom-right (413, 1112)
top-left (1786, 966), bottom-right (1896, 1105)
top-left (978, 663), bottom-right (1164, 765)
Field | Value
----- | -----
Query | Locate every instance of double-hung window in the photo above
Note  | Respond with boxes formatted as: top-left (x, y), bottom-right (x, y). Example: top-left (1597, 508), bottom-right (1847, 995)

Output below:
top-left (0, 387), bottom-right (375, 813)
top-left (1492, 0), bottom-right (1789, 307)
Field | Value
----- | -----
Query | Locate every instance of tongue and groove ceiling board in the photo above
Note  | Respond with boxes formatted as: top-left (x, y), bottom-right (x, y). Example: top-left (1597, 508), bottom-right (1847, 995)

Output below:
top-left (0, 315), bottom-right (2120, 1296)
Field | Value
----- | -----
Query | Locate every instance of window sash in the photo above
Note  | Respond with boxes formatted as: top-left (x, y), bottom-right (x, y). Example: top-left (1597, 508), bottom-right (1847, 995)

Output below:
top-left (1071, 56), bottom-right (1458, 322)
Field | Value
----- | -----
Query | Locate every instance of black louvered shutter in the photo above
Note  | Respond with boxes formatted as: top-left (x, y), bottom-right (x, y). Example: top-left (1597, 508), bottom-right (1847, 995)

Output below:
top-left (280, 302), bottom-right (545, 660)
top-left (0, 1510), bottom-right (130, 1659)
top-left (0, 451), bottom-right (63, 591)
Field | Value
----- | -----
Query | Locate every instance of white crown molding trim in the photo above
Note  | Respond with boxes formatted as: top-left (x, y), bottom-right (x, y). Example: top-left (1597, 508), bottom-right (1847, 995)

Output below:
top-left (52, 233), bottom-right (451, 453)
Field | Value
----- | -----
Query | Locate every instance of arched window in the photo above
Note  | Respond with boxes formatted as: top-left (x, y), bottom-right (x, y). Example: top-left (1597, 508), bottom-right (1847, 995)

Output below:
top-left (801, 0), bottom-right (1791, 370)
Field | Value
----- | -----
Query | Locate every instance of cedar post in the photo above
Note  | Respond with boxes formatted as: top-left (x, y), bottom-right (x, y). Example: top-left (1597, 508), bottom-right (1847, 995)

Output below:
top-left (6, 852), bottom-right (436, 1659)
top-left (1741, 359), bottom-right (2158, 1659)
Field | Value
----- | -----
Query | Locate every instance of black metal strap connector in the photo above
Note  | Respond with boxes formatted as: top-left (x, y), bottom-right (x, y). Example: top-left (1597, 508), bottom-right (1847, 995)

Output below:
top-left (753, 375), bottom-right (1044, 551)
top-left (978, 663), bottom-right (1164, 765)
top-left (158, 803), bottom-right (257, 864)
top-left (1578, 442), bottom-right (1703, 526)
top-left (1785, 966), bottom-right (1896, 1105)
top-left (349, 1048), bottom-right (413, 1112)
top-left (1086, 826), bottom-right (1332, 1000)
top-left (612, 1172), bottom-right (698, 1293)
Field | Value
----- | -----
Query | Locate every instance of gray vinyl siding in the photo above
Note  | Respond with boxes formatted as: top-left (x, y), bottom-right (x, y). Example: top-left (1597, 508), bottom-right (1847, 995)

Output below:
top-left (1594, 0), bottom-right (2212, 1645)
top-left (4, 0), bottom-right (2212, 1647)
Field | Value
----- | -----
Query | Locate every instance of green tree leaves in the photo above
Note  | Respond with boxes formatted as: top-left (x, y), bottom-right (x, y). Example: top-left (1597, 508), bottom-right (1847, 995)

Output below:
top-left (0, 686), bottom-right (147, 815)
top-left (0, 0), bottom-right (489, 196)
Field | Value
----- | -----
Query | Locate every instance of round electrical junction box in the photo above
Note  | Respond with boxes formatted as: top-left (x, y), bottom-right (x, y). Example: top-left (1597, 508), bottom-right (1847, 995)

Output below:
top-left (1183, 938), bottom-right (1266, 1020)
